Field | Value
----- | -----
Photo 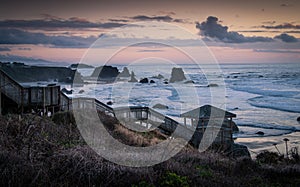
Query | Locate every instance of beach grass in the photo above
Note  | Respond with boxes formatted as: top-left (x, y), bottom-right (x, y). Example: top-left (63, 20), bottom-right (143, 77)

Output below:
top-left (0, 112), bottom-right (300, 186)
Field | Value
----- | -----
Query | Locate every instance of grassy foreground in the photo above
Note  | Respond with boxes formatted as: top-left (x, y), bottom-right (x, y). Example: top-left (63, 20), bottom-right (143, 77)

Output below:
top-left (0, 112), bottom-right (300, 186)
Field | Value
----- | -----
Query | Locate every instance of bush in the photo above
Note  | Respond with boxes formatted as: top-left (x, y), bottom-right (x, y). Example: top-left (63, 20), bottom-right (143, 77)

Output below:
top-left (195, 165), bottom-right (213, 178)
top-left (256, 151), bottom-right (284, 164)
top-left (160, 172), bottom-right (189, 187)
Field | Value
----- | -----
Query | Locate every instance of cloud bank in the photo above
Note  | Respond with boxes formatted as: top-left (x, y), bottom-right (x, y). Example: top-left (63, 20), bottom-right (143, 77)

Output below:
top-left (0, 29), bottom-right (96, 47)
top-left (262, 23), bottom-right (300, 29)
top-left (0, 17), bottom-right (126, 30)
top-left (130, 15), bottom-right (186, 23)
top-left (196, 16), bottom-right (273, 43)
top-left (274, 33), bottom-right (298, 43)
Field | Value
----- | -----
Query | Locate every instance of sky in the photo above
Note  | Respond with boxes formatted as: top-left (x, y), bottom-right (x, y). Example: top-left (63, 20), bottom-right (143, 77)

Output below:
top-left (0, 0), bottom-right (299, 65)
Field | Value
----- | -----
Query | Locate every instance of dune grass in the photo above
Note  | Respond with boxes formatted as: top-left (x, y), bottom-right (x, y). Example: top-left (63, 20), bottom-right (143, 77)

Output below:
top-left (0, 112), bottom-right (300, 186)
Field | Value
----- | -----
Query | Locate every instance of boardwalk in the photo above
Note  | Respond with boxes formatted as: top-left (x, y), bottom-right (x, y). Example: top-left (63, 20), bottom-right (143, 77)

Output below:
top-left (0, 69), bottom-right (235, 147)
top-left (0, 69), bottom-right (60, 114)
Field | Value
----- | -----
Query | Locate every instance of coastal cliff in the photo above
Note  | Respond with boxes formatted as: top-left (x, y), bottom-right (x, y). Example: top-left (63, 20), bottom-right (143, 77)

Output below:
top-left (0, 62), bottom-right (83, 84)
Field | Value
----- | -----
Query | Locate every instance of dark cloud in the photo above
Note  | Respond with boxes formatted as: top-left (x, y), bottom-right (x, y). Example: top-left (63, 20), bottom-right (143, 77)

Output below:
top-left (0, 17), bottom-right (126, 30)
top-left (0, 29), bottom-right (96, 47)
top-left (286, 31), bottom-right (300, 34)
top-left (0, 47), bottom-right (11, 51)
top-left (108, 19), bottom-right (130, 22)
top-left (238, 30), bottom-right (268, 33)
top-left (137, 49), bottom-right (164, 52)
top-left (254, 49), bottom-right (299, 53)
top-left (238, 30), bottom-right (280, 33)
top-left (196, 16), bottom-right (273, 43)
top-left (262, 23), bottom-right (300, 29)
top-left (18, 47), bottom-right (31, 51)
top-left (274, 33), bottom-right (298, 43)
top-left (130, 15), bottom-right (186, 23)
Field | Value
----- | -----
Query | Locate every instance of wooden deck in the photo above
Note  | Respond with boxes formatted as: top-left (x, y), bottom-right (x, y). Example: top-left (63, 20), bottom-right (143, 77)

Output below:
top-left (0, 68), bottom-right (234, 146)
top-left (0, 69), bottom-right (60, 114)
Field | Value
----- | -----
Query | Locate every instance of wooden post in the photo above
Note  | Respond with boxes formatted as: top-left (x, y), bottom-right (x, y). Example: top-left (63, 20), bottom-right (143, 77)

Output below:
top-left (0, 72), bottom-right (1, 115)
top-left (229, 117), bottom-right (233, 141)
top-left (43, 87), bottom-right (45, 116)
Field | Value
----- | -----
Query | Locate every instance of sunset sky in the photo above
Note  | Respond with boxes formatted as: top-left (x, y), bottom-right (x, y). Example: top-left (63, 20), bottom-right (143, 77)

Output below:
top-left (0, 0), bottom-right (299, 65)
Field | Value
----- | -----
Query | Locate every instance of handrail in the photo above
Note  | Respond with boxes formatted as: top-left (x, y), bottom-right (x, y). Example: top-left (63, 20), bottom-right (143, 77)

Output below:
top-left (0, 69), bottom-right (25, 105)
top-left (0, 69), bottom-right (24, 88)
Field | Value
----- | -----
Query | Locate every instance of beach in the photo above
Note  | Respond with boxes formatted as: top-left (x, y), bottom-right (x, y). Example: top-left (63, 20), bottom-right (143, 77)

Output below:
top-left (68, 62), bottom-right (300, 157)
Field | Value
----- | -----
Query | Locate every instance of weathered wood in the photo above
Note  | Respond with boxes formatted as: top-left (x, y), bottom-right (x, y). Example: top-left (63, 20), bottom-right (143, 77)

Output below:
top-left (0, 69), bottom-right (61, 113)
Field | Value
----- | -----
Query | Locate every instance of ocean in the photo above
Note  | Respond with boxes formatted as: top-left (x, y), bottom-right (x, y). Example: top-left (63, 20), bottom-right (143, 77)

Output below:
top-left (70, 63), bottom-right (300, 154)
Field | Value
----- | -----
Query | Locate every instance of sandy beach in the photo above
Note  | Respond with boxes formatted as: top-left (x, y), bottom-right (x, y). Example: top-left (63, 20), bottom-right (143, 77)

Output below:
top-left (236, 131), bottom-right (300, 158)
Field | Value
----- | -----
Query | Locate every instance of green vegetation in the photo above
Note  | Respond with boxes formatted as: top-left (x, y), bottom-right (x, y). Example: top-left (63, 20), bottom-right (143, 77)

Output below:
top-left (196, 165), bottom-right (214, 178)
top-left (0, 112), bottom-right (300, 186)
top-left (160, 172), bottom-right (189, 187)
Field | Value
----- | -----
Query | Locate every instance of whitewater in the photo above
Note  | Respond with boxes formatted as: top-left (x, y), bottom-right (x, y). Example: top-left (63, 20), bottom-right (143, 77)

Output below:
top-left (67, 63), bottom-right (300, 152)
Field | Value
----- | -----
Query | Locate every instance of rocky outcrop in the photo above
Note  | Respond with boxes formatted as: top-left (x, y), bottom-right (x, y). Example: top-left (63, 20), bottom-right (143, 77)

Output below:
top-left (297, 116), bottom-right (300, 122)
top-left (207, 83), bottom-right (219, 87)
top-left (153, 104), bottom-right (169, 109)
top-left (256, 131), bottom-right (265, 135)
top-left (169, 67), bottom-right (186, 83)
top-left (151, 74), bottom-right (164, 79)
top-left (0, 63), bottom-right (83, 84)
top-left (150, 80), bottom-right (155, 83)
top-left (119, 67), bottom-right (130, 77)
top-left (69, 63), bottom-right (94, 69)
top-left (128, 71), bottom-right (138, 82)
top-left (91, 66), bottom-right (119, 80)
top-left (139, 78), bottom-right (149, 83)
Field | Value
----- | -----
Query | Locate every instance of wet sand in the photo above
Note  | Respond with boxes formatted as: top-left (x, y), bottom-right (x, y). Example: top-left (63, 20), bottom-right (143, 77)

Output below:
top-left (236, 131), bottom-right (300, 158)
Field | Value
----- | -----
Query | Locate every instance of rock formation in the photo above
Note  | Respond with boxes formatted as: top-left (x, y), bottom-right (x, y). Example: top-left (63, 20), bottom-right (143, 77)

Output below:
top-left (119, 67), bottom-right (130, 77)
top-left (91, 66), bottom-right (119, 80)
top-left (169, 67), bottom-right (186, 83)
top-left (128, 71), bottom-right (138, 82)
top-left (153, 104), bottom-right (169, 109)
top-left (0, 63), bottom-right (84, 84)
top-left (256, 131), bottom-right (265, 135)
top-left (139, 78), bottom-right (149, 83)
top-left (207, 83), bottom-right (219, 87)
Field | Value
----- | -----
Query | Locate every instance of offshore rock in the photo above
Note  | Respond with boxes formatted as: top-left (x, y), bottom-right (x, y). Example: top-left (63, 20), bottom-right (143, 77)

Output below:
top-left (169, 67), bottom-right (186, 83)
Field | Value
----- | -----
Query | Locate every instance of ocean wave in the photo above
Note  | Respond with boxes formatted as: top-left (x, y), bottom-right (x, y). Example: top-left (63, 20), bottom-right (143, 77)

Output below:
top-left (237, 122), bottom-right (300, 132)
top-left (248, 96), bottom-right (300, 113)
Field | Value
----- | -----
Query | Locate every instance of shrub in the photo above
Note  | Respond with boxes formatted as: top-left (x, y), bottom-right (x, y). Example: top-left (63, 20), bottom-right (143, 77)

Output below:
top-left (256, 151), bottom-right (283, 164)
top-left (160, 172), bottom-right (189, 187)
top-left (195, 165), bottom-right (213, 178)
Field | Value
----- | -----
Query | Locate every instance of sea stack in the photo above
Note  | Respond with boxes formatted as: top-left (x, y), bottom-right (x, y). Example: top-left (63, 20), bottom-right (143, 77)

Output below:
top-left (128, 71), bottom-right (138, 82)
top-left (119, 67), bottom-right (130, 77)
top-left (169, 67), bottom-right (186, 83)
top-left (139, 78), bottom-right (149, 83)
top-left (91, 65), bottom-right (119, 80)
